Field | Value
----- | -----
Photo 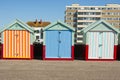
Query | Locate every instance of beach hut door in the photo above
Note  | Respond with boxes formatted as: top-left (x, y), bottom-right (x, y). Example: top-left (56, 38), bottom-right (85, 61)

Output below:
top-left (88, 32), bottom-right (114, 59)
top-left (46, 31), bottom-right (71, 58)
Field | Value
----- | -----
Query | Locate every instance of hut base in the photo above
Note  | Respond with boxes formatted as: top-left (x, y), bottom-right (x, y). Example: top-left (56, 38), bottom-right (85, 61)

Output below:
top-left (0, 44), bottom-right (34, 60)
top-left (42, 45), bottom-right (74, 60)
top-left (85, 45), bottom-right (117, 61)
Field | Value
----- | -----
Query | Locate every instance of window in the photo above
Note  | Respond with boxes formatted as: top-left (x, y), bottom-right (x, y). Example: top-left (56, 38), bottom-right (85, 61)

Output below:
top-left (78, 12), bottom-right (83, 15)
top-left (40, 29), bottom-right (43, 39)
top-left (67, 7), bottom-right (72, 10)
top-left (101, 8), bottom-right (106, 10)
top-left (77, 32), bottom-right (83, 35)
top-left (96, 12), bottom-right (101, 15)
top-left (66, 17), bottom-right (71, 20)
top-left (84, 7), bottom-right (89, 10)
top-left (90, 12), bottom-right (95, 15)
top-left (78, 8), bottom-right (81, 10)
top-left (107, 12), bottom-right (111, 15)
top-left (67, 12), bottom-right (72, 15)
top-left (73, 17), bottom-right (77, 20)
top-left (41, 33), bottom-right (43, 39)
top-left (95, 17), bottom-right (100, 20)
top-left (107, 8), bottom-right (112, 10)
top-left (98, 8), bottom-right (101, 10)
top-left (72, 8), bottom-right (78, 10)
top-left (102, 12), bottom-right (106, 15)
top-left (90, 7), bottom-right (95, 10)
top-left (36, 36), bottom-right (39, 40)
top-left (77, 27), bottom-right (83, 30)
top-left (78, 17), bottom-right (83, 20)
top-left (34, 30), bottom-right (40, 33)
top-left (77, 37), bottom-right (83, 40)
top-left (78, 22), bottom-right (83, 25)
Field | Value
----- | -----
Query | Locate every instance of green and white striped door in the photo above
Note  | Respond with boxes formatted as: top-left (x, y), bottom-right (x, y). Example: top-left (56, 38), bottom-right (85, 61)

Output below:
top-left (88, 32), bottom-right (114, 59)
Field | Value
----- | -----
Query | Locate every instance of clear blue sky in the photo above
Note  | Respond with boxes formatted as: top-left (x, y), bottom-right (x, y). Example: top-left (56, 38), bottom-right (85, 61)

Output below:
top-left (0, 0), bottom-right (120, 27)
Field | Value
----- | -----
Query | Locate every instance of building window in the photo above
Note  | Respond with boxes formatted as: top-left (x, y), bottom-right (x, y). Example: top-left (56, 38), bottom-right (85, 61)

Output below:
top-left (84, 7), bottom-right (89, 10)
top-left (34, 30), bottom-right (40, 33)
top-left (102, 12), bottom-right (106, 15)
top-left (66, 17), bottom-right (71, 20)
top-left (77, 27), bottom-right (83, 30)
top-left (78, 22), bottom-right (83, 25)
top-left (78, 17), bottom-right (83, 20)
top-left (96, 12), bottom-right (101, 15)
top-left (77, 37), bottom-right (83, 40)
top-left (90, 7), bottom-right (95, 10)
top-left (41, 29), bottom-right (43, 39)
top-left (67, 7), bottom-right (72, 10)
top-left (78, 8), bottom-right (81, 10)
top-left (36, 36), bottom-right (39, 40)
top-left (73, 17), bottom-right (77, 20)
top-left (107, 8), bottom-right (112, 10)
top-left (101, 8), bottom-right (106, 10)
top-left (67, 12), bottom-right (72, 15)
top-left (77, 32), bottom-right (82, 35)
top-left (78, 12), bottom-right (83, 15)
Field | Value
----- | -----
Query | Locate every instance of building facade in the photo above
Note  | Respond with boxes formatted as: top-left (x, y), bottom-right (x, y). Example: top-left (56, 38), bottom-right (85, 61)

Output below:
top-left (27, 20), bottom-right (51, 44)
top-left (65, 4), bottom-right (120, 44)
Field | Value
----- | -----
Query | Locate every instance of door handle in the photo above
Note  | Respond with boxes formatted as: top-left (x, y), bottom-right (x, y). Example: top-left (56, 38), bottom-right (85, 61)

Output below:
top-left (58, 40), bottom-right (61, 43)
top-left (59, 41), bottom-right (61, 43)
top-left (99, 44), bottom-right (102, 47)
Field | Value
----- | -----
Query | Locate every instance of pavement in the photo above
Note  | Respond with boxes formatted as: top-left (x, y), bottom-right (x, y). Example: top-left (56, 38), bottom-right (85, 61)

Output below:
top-left (0, 60), bottom-right (120, 80)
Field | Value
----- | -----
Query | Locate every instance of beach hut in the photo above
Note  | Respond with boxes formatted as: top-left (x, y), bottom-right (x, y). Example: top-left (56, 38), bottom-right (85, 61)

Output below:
top-left (0, 19), bottom-right (35, 59)
top-left (43, 21), bottom-right (75, 60)
top-left (80, 20), bottom-right (119, 60)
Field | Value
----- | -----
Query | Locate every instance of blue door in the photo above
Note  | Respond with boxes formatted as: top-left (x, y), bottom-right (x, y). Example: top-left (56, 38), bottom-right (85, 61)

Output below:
top-left (46, 30), bottom-right (72, 58)
top-left (46, 31), bottom-right (59, 58)
top-left (59, 31), bottom-right (71, 58)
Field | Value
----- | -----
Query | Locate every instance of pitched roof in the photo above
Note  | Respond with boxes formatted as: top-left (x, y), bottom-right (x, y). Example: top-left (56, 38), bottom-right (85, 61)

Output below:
top-left (80, 20), bottom-right (119, 33)
top-left (27, 20), bottom-right (51, 27)
top-left (43, 20), bottom-right (75, 31)
top-left (0, 19), bottom-right (34, 33)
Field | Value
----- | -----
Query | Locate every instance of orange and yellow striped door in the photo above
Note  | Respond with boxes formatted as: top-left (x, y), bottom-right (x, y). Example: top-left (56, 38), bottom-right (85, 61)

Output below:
top-left (3, 30), bottom-right (30, 58)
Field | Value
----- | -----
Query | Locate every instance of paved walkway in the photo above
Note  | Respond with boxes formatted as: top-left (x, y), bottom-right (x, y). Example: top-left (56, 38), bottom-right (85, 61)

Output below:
top-left (0, 60), bottom-right (120, 80)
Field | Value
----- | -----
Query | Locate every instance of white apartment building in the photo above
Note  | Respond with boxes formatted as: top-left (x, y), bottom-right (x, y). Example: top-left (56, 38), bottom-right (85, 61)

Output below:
top-left (65, 4), bottom-right (120, 44)
top-left (33, 27), bottom-right (43, 44)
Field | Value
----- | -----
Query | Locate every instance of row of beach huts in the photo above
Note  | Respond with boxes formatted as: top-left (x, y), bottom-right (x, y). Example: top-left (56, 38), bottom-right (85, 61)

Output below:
top-left (0, 19), bottom-right (120, 61)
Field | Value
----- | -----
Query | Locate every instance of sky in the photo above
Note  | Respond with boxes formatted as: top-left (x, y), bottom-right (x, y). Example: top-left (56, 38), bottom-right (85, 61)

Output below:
top-left (0, 0), bottom-right (120, 27)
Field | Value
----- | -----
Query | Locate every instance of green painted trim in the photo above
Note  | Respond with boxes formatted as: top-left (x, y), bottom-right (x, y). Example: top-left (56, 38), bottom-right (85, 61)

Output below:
top-left (80, 20), bottom-right (119, 33)
top-left (0, 19), bottom-right (34, 33)
top-left (43, 31), bottom-right (46, 45)
top-left (30, 33), bottom-right (35, 44)
top-left (86, 32), bottom-right (89, 44)
top-left (44, 21), bottom-right (75, 31)
top-left (115, 34), bottom-right (118, 45)
top-left (72, 32), bottom-right (74, 45)
top-left (8, 23), bottom-right (26, 30)
top-left (82, 33), bottom-right (86, 44)
top-left (85, 32), bottom-right (118, 45)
